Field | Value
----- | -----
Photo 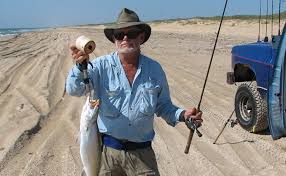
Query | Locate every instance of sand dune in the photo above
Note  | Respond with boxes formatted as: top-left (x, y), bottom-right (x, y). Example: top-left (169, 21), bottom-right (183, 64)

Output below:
top-left (0, 20), bottom-right (285, 176)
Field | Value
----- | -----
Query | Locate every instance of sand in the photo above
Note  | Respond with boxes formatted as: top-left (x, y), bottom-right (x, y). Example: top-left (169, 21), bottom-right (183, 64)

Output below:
top-left (0, 20), bottom-right (285, 176)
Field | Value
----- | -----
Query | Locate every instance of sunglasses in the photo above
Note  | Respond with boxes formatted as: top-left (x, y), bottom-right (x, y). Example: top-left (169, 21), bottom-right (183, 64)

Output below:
top-left (113, 29), bottom-right (143, 40)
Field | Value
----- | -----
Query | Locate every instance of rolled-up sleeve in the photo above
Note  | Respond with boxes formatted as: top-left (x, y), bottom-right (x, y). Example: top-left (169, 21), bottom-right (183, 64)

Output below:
top-left (155, 68), bottom-right (184, 126)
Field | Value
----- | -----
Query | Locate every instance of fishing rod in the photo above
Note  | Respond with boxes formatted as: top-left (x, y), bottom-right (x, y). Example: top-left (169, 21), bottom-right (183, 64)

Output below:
top-left (213, 110), bottom-right (235, 144)
top-left (184, 0), bottom-right (229, 154)
top-left (258, 0), bottom-right (262, 41)
top-left (265, 0), bottom-right (269, 42)
top-left (213, 77), bottom-right (255, 144)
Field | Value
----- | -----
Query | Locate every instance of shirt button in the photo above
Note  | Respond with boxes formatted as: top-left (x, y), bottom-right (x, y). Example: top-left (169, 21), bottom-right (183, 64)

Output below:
top-left (129, 123), bottom-right (131, 126)
top-left (130, 107), bottom-right (133, 110)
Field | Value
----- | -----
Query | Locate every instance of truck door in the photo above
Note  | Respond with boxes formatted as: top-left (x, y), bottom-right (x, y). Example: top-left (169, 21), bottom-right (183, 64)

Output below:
top-left (268, 24), bottom-right (286, 139)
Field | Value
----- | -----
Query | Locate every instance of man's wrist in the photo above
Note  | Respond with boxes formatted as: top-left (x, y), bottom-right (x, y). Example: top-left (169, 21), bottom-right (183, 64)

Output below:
top-left (179, 110), bottom-right (186, 122)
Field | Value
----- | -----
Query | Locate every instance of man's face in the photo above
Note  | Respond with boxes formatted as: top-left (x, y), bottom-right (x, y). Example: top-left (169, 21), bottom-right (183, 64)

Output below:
top-left (113, 27), bottom-right (145, 54)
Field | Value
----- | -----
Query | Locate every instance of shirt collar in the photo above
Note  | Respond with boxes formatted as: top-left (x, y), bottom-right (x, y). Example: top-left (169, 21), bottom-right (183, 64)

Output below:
top-left (113, 51), bottom-right (144, 69)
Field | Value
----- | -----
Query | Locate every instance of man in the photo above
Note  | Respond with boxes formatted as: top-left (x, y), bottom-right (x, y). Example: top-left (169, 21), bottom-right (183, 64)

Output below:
top-left (67, 8), bottom-right (203, 176)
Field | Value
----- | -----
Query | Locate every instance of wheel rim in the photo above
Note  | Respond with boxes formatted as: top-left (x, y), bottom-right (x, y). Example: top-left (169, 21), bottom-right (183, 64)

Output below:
top-left (239, 95), bottom-right (253, 122)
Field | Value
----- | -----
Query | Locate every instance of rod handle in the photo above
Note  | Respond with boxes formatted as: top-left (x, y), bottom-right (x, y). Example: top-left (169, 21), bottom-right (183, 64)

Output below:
top-left (184, 129), bottom-right (194, 154)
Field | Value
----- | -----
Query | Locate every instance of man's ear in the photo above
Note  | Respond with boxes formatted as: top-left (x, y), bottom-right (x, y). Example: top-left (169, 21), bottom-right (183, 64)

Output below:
top-left (139, 33), bottom-right (145, 44)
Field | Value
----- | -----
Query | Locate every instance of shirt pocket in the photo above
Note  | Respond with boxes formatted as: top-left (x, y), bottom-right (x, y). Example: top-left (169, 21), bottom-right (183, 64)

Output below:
top-left (100, 86), bottom-right (123, 118)
top-left (139, 79), bottom-right (160, 116)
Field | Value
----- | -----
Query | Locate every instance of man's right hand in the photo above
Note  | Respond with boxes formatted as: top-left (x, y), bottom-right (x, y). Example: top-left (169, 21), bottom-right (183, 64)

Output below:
top-left (70, 44), bottom-right (89, 64)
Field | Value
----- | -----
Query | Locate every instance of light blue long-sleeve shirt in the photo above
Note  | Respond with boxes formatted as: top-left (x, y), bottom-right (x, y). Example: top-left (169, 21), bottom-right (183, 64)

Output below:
top-left (66, 52), bottom-right (184, 142)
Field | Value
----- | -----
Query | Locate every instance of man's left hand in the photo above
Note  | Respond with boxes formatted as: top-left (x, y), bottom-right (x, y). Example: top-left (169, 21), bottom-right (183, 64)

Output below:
top-left (181, 107), bottom-right (203, 127)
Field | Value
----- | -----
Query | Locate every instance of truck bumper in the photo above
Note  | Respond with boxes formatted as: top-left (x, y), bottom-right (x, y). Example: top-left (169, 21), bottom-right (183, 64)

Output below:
top-left (227, 72), bottom-right (235, 84)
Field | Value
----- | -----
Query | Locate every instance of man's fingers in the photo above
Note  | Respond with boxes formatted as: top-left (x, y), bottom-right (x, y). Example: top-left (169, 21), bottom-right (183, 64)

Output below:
top-left (70, 44), bottom-right (81, 58)
top-left (69, 41), bottom-right (93, 63)
top-left (70, 44), bottom-right (78, 51)
top-left (187, 116), bottom-right (202, 128)
top-left (186, 111), bottom-right (203, 127)
top-left (190, 116), bottom-right (203, 122)
top-left (190, 112), bottom-right (202, 119)
top-left (75, 51), bottom-right (85, 58)
top-left (195, 121), bottom-right (202, 128)
top-left (185, 108), bottom-right (197, 117)
top-left (75, 55), bottom-right (89, 64)
top-left (191, 107), bottom-right (197, 113)
top-left (194, 119), bottom-right (203, 123)
top-left (70, 46), bottom-right (89, 64)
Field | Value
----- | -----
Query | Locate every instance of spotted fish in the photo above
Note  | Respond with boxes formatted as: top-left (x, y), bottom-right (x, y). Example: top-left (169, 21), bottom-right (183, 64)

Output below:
top-left (80, 97), bottom-right (101, 176)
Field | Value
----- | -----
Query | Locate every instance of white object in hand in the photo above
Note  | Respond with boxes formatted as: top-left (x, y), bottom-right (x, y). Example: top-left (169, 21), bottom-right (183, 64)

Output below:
top-left (80, 97), bottom-right (101, 176)
top-left (76, 35), bottom-right (96, 54)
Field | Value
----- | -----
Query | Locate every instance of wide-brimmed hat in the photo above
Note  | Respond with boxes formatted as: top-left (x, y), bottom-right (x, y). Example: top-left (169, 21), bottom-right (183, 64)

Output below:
top-left (104, 8), bottom-right (151, 44)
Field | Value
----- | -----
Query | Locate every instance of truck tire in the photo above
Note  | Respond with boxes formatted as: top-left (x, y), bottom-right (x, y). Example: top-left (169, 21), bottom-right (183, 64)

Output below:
top-left (234, 83), bottom-right (268, 133)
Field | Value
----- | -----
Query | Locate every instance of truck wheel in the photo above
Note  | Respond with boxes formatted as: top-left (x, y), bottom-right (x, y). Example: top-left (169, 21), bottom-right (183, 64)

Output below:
top-left (234, 83), bottom-right (268, 133)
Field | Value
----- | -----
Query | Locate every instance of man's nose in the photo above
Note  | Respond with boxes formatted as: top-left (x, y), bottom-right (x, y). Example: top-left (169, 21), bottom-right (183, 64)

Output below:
top-left (122, 35), bottom-right (128, 41)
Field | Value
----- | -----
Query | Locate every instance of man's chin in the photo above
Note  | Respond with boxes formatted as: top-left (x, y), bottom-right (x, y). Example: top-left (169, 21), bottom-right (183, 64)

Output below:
top-left (117, 47), bottom-right (138, 54)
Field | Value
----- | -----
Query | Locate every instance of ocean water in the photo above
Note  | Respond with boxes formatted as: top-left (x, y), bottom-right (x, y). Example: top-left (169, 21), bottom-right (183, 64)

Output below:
top-left (0, 28), bottom-right (44, 37)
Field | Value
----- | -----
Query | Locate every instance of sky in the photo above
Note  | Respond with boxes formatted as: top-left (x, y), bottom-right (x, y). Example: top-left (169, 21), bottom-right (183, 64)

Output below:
top-left (0, 0), bottom-right (284, 28)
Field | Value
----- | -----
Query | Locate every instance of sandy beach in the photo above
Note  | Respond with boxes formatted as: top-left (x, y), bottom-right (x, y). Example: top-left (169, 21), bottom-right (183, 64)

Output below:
top-left (0, 19), bottom-right (285, 176)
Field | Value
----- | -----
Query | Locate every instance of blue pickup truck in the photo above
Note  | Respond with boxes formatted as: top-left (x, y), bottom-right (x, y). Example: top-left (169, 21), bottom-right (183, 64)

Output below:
top-left (227, 25), bottom-right (286, 139)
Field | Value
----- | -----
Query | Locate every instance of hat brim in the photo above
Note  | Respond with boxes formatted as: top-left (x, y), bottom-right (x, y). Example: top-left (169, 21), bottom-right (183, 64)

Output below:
top-left (104, 22), bottom-right (151, 44)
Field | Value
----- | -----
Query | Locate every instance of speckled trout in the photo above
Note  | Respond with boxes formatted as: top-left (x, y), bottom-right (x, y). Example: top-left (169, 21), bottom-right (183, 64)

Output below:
top-left (80, 97), bottom-right (101, 176)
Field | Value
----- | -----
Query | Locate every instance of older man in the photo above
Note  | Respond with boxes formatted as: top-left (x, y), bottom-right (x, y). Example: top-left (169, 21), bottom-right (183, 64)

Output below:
top-left (67, 8), bottom-right (203, 176)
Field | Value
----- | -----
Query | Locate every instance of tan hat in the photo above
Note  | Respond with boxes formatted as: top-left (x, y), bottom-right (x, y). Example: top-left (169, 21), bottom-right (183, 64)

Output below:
top-left (104, 8), bottom-right (151, 44)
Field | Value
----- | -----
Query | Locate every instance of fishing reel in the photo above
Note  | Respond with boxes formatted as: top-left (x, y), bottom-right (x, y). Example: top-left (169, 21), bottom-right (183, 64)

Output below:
top-left (230, 119), bottom-right (238, 128)
top-left (185, 118), bottom-right (203, 137)
top-left (76, 35), bottom-right (96, 55)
